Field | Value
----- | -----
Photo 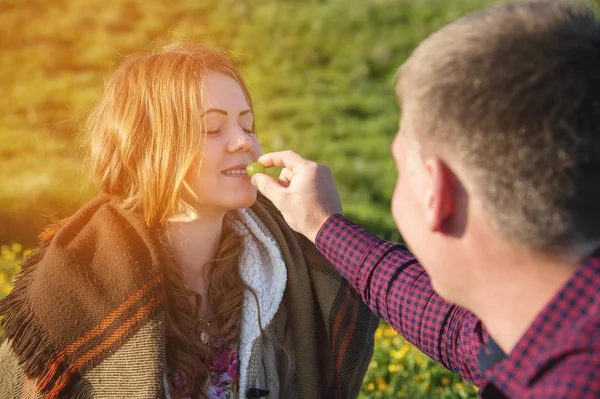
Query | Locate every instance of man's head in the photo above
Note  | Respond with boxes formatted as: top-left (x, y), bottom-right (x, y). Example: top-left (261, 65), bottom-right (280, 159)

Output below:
top-left (392, 1), bottom-right (600, 302)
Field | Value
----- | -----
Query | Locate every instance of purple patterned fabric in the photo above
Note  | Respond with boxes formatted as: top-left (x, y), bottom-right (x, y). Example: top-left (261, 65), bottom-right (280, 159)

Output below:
top-left (171, 343), bottom-right (239, 399)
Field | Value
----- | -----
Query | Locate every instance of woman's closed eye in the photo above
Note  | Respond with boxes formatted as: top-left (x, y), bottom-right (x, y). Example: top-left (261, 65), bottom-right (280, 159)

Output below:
top-left (206, 127), bottom-right (254, 136)
top-left (203, 109), bottom-right (254, 136)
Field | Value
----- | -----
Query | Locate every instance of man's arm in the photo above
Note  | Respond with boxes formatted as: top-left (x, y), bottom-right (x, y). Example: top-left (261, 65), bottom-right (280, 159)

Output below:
top-left (250, 150), bottom-right (488, 386)
top-left (316, 214), bottom-right (487, 387)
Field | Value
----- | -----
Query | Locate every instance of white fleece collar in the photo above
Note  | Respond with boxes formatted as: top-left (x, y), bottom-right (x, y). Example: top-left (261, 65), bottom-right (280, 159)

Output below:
top-left (229, 208), bottom-right (287, 397)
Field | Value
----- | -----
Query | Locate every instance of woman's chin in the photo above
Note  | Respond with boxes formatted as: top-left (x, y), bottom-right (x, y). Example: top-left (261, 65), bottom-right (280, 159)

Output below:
top-left (229, 191), bottom-right (258, 210)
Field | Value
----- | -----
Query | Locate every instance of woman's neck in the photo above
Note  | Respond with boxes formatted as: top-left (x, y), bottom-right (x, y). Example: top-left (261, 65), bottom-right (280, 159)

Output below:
top-left (164, 208), bottom-right (226, 289)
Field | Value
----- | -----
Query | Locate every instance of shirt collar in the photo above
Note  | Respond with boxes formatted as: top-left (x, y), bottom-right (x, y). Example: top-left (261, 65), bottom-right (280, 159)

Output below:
top-left (478, 335), bottom-right (506, 376)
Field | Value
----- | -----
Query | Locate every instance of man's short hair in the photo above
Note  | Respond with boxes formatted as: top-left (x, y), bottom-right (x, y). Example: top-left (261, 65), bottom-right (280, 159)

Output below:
top-left (398, 0), bottom-right (600, 252)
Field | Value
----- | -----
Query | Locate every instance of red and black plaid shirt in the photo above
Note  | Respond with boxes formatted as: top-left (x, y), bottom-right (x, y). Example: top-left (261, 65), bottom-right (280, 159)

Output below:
top-left (316, 214), bottom-right (600, 398)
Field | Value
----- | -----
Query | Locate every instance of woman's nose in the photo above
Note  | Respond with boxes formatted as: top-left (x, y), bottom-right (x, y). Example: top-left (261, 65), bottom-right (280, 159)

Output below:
top-left (228, 126), bottom-right (253, 152)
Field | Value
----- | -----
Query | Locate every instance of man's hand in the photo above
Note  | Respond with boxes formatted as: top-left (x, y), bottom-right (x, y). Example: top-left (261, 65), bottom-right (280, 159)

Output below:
top-left (250, 150), bottom-right (343, 243)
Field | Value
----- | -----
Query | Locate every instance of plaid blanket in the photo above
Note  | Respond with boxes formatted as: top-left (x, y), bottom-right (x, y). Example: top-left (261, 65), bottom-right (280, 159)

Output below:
top-left (0, 193), bottom-right (378, 398)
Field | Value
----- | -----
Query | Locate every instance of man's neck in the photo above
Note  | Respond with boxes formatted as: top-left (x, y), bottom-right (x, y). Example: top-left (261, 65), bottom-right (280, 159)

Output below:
top-left (471, 247), bottom-right (585, 354)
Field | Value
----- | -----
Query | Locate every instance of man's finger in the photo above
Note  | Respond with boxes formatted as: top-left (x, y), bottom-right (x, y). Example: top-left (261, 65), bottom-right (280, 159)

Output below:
top-left (258, 151), bottom-right (309, 172)
top-left (276, 167), bottom-right (293, 188)
top-left (251, 173), bottom-right (285, 204)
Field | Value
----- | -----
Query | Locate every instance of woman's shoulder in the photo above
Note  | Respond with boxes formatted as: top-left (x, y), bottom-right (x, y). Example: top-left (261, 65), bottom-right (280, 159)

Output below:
top-left (39, 193), bottom-right (112, 247)
top-left (16, 193), bottom-right (163, 288)
top-left (251, 193), bottom-right (279, 218)
top-left (39, 193), bottom-right (154, 255)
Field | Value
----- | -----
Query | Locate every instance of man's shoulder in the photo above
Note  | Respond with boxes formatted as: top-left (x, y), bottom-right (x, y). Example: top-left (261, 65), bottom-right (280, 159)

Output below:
top-left (509, 259), bottom-right (600, 397)
top-left (489, 352), bottom-right (598, 398)
top-left (521, 314), bottom-right (600, 396)
top-left (527, 349), bottom-right (600, 398)
top-left (536, 303), bottom-right (600, 364)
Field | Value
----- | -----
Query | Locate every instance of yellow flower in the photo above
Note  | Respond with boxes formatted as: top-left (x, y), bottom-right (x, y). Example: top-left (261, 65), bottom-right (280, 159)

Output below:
top-left (1, 245), bottom-right (12, 260)
top-left (367, 383), bottom-right (375, 390)
top-left (0, 273), bottom-right (12, 296)
top-left (441, 376), bottom-right (451, 386)
top-left (1, 285), bottom-right (12, 296)
top-left (11, 243), bottom-right (22, 254)
top-left (390, 345), bottom-right (410, 360)
top-left (413, 375), bottom-right (421, 383)
top-left (376, 378), bottom-right (390, 391)
top-left (383, 326), bottom-right (397, 337)
top-left (388, 364), bottom-right (404, 373)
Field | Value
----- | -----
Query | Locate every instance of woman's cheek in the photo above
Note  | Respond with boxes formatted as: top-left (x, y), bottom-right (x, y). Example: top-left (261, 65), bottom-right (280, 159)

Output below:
top-left (253, 139), bottom-right (263, 157)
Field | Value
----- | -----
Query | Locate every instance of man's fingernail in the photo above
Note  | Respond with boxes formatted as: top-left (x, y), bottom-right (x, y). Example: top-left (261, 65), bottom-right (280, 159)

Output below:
top-left (251, 175), bottom-right (258, 185)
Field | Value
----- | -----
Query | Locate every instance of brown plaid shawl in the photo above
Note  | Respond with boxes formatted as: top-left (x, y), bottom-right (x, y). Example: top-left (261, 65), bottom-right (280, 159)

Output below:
top-left (0, 193), bottom-right (378, 398)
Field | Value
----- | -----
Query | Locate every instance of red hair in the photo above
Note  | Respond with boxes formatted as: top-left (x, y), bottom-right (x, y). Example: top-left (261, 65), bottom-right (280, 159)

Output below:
top-left (85, 43), bottom-right (257, 398)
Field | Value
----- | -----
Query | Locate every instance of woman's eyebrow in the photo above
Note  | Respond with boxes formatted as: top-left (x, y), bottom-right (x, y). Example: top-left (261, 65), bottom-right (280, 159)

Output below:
top-left (201, 108), bottom-right (253, 117)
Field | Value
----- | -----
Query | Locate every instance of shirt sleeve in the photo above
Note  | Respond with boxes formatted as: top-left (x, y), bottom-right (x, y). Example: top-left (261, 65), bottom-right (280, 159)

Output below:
top-left (315, 214), bottom-right (487, 386)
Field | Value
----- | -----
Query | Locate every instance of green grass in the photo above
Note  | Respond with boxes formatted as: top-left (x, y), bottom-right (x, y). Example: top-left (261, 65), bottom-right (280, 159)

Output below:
top-left (3, 0), bottom-right (600, 246)
top-left (0, 0), bottom-right (511, 246)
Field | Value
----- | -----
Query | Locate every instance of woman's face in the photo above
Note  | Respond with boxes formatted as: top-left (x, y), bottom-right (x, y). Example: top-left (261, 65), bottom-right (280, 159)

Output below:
top-left (186, 71), bottom-right (262, 214)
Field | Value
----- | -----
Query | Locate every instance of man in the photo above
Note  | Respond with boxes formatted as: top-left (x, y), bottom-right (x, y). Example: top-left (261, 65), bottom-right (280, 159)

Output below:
top-left (250, 1), bottom-right (600, 398)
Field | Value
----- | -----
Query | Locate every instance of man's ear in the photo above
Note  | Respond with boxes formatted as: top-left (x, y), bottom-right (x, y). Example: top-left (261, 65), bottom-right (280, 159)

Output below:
top-left (423, 157), bottom-right (454, 232)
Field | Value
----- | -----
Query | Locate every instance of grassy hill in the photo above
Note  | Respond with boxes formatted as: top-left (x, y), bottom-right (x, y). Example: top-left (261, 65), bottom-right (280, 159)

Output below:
top-left (0, 0), bottom-right (511, 246)
top-left (3, 0), bottom-right (600, 246)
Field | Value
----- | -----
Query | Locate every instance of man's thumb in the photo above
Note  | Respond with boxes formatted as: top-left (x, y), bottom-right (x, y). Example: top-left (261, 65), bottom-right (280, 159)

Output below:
top-left (251, 173), bottom-right (284, 203)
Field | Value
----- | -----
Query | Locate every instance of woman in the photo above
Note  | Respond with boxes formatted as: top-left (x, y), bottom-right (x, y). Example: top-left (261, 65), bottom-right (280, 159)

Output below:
top-left (0, 43), bottom-right (378, 399)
